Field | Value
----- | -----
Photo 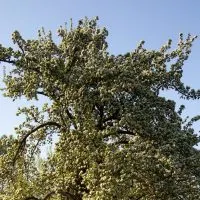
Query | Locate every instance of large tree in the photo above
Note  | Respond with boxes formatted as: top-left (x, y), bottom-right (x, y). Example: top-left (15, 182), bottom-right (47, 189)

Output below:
top-left (0, 17), bottom-right (200, 199)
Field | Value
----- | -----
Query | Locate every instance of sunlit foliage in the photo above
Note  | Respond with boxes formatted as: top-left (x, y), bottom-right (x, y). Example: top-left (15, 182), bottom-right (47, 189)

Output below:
top-left (0, 17), bottom-right (200, 199)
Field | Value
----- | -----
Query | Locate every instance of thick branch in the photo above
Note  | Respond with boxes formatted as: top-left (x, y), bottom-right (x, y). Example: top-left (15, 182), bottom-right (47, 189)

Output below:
top-left (117, 129), bottom-right (135, 135)
top-left (66, 108), bottom-right (77, 129)
top-left (21, 121), bottom-right (61, 146)
top-left (36, 91), bottom-right (48, 96)
top-left (13, 121), bottom-right (61, 164)
top-left (0, 59), bottom-right (15, 64)
top-left (96, 104), bottom-right (104, 130)
top-left (103, 129), bottom-right (135, 140)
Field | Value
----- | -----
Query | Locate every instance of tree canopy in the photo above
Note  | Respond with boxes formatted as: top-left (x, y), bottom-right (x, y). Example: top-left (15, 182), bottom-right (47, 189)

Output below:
top-left (0, 17), bottom-right (200, 199)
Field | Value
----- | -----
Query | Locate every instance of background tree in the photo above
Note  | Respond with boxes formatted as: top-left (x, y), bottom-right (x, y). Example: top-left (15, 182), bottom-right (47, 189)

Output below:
top-left (0, 17), bottom-right (200, 199)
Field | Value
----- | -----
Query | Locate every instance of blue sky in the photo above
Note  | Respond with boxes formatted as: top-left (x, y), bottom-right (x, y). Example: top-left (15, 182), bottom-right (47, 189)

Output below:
top-left (1, 0), bottom-right (200, 136)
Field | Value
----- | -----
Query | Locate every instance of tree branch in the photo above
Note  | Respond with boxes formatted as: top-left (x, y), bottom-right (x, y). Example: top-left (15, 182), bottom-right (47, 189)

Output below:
top-left (58, 190), bottom-right (79, 200)
top-left (0, 59), bottom-right (15, 64)
top-left (66, 108), bottom-right (77, 129)
top-left (117, 129), bottom-right (135, 135)
top-left (36, 91), bottom-right (48, 97)
top-left (13, 121), bottom-right (61, 165)
top-left (24, 189), bottom-right (79, 200)
top-left (135, 194), bottom-right (147, 200)
top-left (102, 108), bottom-right (120, 123)
top-left (95, 104), bottom-right (104, 130)
top-left (43, 191), bottom-right (55, 200)
top-left (24, 197), bottom-right (40, 200)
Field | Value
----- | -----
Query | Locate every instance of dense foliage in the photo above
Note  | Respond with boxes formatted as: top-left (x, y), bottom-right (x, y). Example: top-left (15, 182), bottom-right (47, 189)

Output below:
top-left (0, 17), bottom-right (200, 199)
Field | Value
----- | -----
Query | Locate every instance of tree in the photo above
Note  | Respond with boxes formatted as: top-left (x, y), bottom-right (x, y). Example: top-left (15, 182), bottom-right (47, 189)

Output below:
top-left (0, 17), bottom-right (200, 199)
top-left (0, 135), bottom-right (16, 195)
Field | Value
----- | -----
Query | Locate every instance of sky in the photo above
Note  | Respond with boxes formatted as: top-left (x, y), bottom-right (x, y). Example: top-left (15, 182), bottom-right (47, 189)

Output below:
top-left (1, 0), bottom-right (200, 138)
